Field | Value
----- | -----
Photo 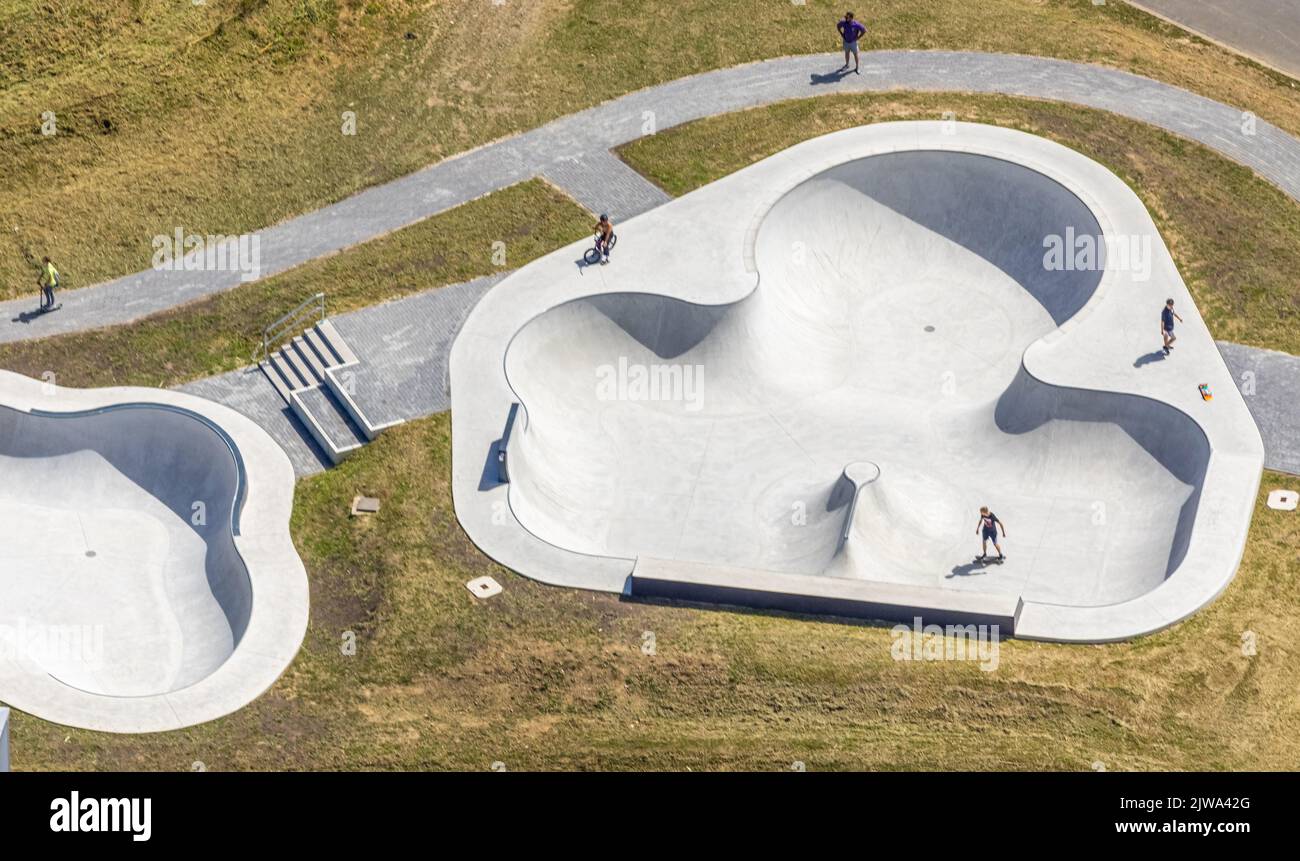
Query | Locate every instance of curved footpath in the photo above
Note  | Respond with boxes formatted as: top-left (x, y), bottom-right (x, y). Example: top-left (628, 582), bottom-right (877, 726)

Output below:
top-left (3, 50), bottom-right (1297, 477)
top-left (5, 50), bottom-right (1300, 341)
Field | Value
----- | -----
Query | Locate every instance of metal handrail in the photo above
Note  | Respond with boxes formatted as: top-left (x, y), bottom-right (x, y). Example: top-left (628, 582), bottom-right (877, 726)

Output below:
top-left (253, 292), bottom-right (325, 363)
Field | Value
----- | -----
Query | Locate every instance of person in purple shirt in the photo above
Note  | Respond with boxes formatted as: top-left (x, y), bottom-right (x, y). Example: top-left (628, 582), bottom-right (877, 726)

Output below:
top-left (837, 12), bottom-right (866, 73)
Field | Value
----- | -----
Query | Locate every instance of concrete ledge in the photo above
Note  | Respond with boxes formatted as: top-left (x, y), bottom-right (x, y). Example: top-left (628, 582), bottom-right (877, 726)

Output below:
top-left (289, 386), bottom-right (364, 463)
top-left (324, 364), bottom-right (405, 440)
top-left (632, 558), bottom-right (1023, 632)
top-left (0, 708), bottom-right (9, 771)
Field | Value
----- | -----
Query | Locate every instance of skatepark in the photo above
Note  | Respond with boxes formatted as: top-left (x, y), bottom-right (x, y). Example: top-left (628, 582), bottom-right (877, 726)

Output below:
top-left (452, 122), bottom-right (1264, 642)
top-left (2, 0), bottom-right (1300, 769)
top-left (0, 371), bottom-right (308, 733)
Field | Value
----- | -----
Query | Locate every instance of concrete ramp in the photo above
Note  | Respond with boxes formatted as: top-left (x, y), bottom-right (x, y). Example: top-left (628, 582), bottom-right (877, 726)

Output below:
top-left (0, 371), bottom-right (309, 732)
top-left (451, 122), bottom-right (1264, 641)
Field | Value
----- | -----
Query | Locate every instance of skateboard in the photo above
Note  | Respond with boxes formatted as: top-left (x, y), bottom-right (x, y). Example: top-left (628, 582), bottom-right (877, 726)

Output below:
top-left (973, 555), bottom-right (1005, 565)
top-left (35, 303), bottom-right (62, 315)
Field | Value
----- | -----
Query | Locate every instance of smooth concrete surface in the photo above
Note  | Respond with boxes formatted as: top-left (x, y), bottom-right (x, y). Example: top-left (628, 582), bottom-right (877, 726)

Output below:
top-left (450, 122), bottom-right (1264, 642)
top-left (0, 371), bottom-right (308, 733)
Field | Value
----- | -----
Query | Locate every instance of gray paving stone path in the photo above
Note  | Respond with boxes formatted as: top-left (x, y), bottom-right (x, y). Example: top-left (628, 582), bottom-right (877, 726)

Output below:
top-left (8, 50), bottom-right (1300, 343)
top-left (7, 50), bottom-right (1295, 475)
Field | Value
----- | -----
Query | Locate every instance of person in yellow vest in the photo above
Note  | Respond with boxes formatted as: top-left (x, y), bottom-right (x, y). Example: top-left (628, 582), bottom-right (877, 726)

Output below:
top-left (37, 256), bottom-right (59, 310)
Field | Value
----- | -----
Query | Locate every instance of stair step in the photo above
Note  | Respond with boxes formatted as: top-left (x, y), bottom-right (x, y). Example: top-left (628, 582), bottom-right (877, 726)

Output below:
top-left (292, 335), bottom-right (327, 380)
top-left (270, 350), bottom-right (309, 390)
top-left (324, 363), bottom-right (405, 442)
top-left (281, 342), bottom-right (321, 388)
top-left (260, 360), bottom-right (295, 403)
top-left (315, 318), bottom-right (359, 366)
top-left (291, 385), bottom-right (367, 464)
top-left (304, 327), bottom-right (341, 368)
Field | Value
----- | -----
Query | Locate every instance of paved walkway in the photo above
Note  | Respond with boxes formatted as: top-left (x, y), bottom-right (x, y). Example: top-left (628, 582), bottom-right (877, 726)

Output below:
top-left (181, 276), bottom-right (501, 476)
top-left (176, 276), bottom-right (1300, 480)
top-left (7, 49), bottom-right (1300, 344)
top-left (9, 49), bottom-right (1292, 477)
top-left (1216, 342), bottom-right (1300, 476)
top-left (1127, 1), bottom-right (1300, 81)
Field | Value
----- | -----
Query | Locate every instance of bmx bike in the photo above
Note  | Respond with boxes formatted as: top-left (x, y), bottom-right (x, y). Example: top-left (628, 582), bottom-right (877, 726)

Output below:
top-left (583, 231), bottom-right (617, 265)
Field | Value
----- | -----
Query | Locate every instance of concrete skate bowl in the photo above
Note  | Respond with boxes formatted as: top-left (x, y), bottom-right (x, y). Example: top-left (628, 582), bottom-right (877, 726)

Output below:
top-left (502, 150), bottom-right (1213, 631)
top-left (0, 404), bottom-right (250, 698)
top-left (0, 372), bottom-right (308, 732)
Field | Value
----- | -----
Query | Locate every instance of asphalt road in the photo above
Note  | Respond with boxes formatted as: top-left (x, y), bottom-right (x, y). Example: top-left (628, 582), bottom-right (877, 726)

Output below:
top-left (1127, 0), bottom-right (1300, 80)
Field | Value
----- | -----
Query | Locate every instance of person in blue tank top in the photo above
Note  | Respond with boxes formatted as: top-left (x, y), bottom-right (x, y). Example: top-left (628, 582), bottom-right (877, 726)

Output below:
top-left (976, 506), bottom-right (1006, 562)
top-left (1161, 298), bottom-right (1183, 355)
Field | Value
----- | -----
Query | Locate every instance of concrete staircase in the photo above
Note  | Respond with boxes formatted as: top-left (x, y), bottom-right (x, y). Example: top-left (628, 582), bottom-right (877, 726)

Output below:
top-left (259, 318), bottom-right (398, 464)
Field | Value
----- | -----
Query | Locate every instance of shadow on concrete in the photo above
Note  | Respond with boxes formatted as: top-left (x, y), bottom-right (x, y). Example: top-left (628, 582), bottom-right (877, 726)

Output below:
top-left (947, 561), bottom-right (993, 579)
top-left (478, 403), bottom-right (518, 491)
top-left (1133, 349), bottom-right (1168, 368)
top-left (624, 592), bottom-right (902, 631)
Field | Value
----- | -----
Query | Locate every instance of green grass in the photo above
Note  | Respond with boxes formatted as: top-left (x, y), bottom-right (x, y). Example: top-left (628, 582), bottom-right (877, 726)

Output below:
top-left (7, 3), bottom-right (1300, 773)
top-left (10, 91), bottom-right (1300, 390)
top-left (4, 0), bottom-right (1300, 298)
top-left (0, 178), bottom-right (591, 388)
top-left (10, 414), bottom-right (1299, 771)
top-left (619, 92), bottom-right (1300, 356)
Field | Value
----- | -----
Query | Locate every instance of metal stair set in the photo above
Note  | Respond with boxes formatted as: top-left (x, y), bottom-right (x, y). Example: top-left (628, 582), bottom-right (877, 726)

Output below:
top-left (255, 293), bottom-right (400, 464)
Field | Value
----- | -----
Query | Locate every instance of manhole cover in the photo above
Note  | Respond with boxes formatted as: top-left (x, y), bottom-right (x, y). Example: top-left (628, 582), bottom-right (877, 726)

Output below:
top-left (924, 325), bottom-right (935, 332)
top-left (1267, 489), bottom-right (1297, 511)
top-left (85, 550), bottom-right (96, 558)
top-left (466, 575), bottom-right (503, 599)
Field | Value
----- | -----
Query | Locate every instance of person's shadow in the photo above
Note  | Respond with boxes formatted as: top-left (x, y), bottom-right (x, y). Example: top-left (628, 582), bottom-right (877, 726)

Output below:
top-left (10, 308), bottom-right (46, 324)
top-left (947, 560), bottom-right (992, 579)
top-left (1133, 349), bottom-right (1167, 368)
top-left (810, 67), bottom-right (853, 86)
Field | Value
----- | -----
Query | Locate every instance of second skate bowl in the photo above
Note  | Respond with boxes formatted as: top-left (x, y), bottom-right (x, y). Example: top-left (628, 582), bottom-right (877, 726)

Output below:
top-left (0, 371), bottom-right (309, 732)
top-left (451, 123), bottom-right (1264, 642)
top-left (0, 404), bottom-right (251, 698)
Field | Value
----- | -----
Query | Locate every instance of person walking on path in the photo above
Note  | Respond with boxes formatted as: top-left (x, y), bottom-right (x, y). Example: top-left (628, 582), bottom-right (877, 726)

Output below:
top-left (1161, 298), bottom-right (1183, 355)
top-left (838, 12), bottom-right (867, 73)
top-left (36, 256), bottom-right (60, 311)
top-left (976, 506), bottom-right (1006, 562)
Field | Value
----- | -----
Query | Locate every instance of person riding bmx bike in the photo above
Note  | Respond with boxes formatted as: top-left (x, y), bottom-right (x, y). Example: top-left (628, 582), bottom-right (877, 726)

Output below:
top-left (593, 213), bottom-right (615, 265)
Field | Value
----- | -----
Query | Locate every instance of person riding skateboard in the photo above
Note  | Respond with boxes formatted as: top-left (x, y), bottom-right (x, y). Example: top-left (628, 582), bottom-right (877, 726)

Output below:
top-left (976, 506), bottom-right (1006, 562)
top-left (593, 213), bottom-right (615, 264)
top-left (1161, 298), bottom-right (1183, 355)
